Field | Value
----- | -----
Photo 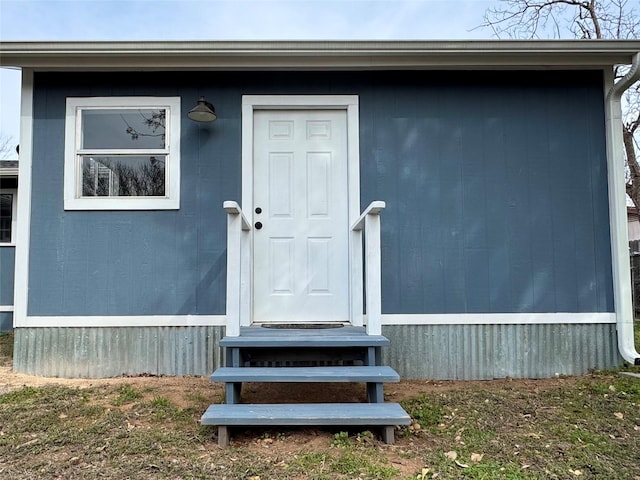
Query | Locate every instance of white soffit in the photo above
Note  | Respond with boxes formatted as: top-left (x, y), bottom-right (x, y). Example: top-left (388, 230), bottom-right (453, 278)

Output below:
top-left (1, 40), bottom-right (640, 70)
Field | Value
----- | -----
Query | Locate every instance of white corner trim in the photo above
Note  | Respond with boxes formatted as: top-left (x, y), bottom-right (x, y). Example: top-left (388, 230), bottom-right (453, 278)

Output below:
top-left (379, 313), bottom-right (616, 325)
top-left (63, 96), bottom-right (181, 211)
top-left (13, 70), bottom-right (33, 329)
top-left (21, 315), bottom-right (226, 328)
top-left (0, 306), bottom-right (14, 313)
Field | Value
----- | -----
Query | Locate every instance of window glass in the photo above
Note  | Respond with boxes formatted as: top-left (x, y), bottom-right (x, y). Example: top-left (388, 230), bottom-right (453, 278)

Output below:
top-left (81, 109), bottom-right (166, 150)
top-left (81, 156), bottom-right (166, 197)
top-left (0, 193), bottom-right (13, 243)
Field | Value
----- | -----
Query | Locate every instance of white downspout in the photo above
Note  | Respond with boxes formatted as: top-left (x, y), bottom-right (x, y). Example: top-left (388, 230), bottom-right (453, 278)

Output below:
top-left (605, 52), bottom-right (640, 365)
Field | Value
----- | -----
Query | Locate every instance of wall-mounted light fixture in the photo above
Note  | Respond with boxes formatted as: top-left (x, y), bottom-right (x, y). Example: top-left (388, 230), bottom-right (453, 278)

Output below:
top-left (187, 97), bottom-right (217, 122)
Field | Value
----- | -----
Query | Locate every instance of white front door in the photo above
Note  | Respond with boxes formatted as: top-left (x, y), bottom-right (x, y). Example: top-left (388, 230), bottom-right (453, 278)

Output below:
top-left (252, 109), bottom-right (350, 323)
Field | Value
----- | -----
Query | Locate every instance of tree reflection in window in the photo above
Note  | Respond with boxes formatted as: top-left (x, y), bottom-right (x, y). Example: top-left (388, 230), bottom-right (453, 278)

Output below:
top-left (81, 156), bottom-right (165, 197)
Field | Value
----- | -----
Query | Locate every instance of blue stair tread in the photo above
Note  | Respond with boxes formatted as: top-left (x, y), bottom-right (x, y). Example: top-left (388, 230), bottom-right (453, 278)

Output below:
top-left (220, 326), bottom-right (389, 348)
top-left (201, 402), bottom-right (411, 426)
top-left (211, 366), bottom-right (400, 383)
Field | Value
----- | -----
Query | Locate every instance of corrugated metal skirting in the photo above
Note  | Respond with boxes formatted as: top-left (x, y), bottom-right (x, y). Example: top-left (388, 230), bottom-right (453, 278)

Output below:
top-left (12, 324), bottom-right (620, 379)
top-left (382, 323), bottom-right (620, 380)
top-left (13, 327), bottom-right (225, 378)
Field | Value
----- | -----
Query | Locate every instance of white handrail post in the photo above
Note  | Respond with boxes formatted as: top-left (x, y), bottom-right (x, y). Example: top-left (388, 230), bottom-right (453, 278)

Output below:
top-left (223, 201), bottom-right (250, 337)
top-left (352, 201), bottom-right (385, 336)
top-left (225, 211), bottom-right (241, 337)
top-left (364, 209), bottom-right (383, 336)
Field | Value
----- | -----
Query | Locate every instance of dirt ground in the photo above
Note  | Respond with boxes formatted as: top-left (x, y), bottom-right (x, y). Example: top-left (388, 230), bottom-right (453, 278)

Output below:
top-left (3, 350), bottom-right (640, 480)
top-left (0, 363), bottom-right (551, 478)
top-left (0, 363), bottom-right (573, 408)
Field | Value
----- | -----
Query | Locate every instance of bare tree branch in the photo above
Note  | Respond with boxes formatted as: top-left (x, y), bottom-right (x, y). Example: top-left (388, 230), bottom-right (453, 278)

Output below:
top-left (0, 133), bottom-right (16, 160)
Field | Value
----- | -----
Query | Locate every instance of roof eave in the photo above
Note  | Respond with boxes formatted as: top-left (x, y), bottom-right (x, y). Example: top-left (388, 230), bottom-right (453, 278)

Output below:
top-left (1, 40), bottom-right (640, 70)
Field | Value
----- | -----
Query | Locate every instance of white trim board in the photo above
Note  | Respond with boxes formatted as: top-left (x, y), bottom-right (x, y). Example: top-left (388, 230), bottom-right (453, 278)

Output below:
top-left (18, 312), bottom-right (614, 328)
top-left (380, 313), bottom-right (616, 325)
top-left (0, 306), bottom-right (14, 313)
top-left (21, 315), bottom-right (226, 328)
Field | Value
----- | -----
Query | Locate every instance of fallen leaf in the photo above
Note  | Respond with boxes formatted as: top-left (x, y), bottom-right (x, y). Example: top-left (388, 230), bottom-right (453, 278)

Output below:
top-left (455, 460), bottom-right (470, 468)
top-left (569, 469), bottom-right (583, 476)
top-left (444, 451), bottom-right (457, 461)
top-left (470, 453), bottom-right (483, 462)
top-left (614, 412), bottom-right (624, 420)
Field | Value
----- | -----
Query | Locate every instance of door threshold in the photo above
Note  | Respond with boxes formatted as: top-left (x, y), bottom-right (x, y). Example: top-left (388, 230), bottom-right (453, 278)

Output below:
top-left (260, 323), bottom-right (346, 330)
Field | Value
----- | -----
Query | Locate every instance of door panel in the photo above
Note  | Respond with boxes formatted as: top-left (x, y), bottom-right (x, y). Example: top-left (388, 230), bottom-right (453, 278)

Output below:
top-left (253, 110), bottom-right (349, 322)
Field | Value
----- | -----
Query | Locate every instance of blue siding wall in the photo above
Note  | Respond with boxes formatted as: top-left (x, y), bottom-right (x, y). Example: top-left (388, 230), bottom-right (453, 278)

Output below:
top-left (28, 71), bottom-right (612, 316)
top-left (0, 247), bottom-right (14, 306)
top-left (0, 246), bottom-right (14, 331)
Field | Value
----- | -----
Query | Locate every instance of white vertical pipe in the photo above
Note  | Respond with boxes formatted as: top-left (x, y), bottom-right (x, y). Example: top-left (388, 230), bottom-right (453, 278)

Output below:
top-left (605, 52), bottom-right (640, 365)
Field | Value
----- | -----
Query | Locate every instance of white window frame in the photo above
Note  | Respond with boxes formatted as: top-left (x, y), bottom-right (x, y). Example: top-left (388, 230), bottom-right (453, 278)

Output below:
top-left (0, 188), bottom-right (17, 246)
top-left (64, 96), bottom-right (181, 210)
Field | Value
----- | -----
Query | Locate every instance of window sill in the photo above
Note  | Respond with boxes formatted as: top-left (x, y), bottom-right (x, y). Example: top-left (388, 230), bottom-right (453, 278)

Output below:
top-left (64, 197), bottom-right (179, 211)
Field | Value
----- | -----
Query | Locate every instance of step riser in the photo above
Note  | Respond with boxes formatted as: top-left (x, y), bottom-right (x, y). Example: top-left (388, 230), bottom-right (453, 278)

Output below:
top-left (239, 347), bottom-right (367, 367)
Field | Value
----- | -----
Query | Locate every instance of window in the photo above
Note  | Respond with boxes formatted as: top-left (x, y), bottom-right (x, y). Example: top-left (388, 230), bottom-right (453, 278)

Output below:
top-left (0, 189), bottom-right (17, 245)
top-left (64, 97), bottom-right (181, 210)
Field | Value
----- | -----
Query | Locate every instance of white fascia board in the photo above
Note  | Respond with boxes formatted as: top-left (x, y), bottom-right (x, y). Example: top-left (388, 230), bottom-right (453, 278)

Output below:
top-left (1, 40), bottom-right (640, 70)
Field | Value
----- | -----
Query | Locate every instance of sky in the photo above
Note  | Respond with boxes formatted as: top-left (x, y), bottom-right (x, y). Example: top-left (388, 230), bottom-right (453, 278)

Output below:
top-left (0, 0), bottom-right (499, 150)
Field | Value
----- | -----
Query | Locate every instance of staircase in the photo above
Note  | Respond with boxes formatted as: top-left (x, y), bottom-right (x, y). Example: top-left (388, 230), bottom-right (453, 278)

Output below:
top-left (201, 325), bottom-right (410, 446)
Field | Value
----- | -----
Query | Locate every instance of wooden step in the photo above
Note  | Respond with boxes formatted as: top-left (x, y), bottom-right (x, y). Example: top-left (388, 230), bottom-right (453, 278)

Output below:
top-left (201, 402), bottom-right (411, 445)
top-left (220, 325), bottom-right (389, 348)
top-left (211, 366), bottom-right (400, 383)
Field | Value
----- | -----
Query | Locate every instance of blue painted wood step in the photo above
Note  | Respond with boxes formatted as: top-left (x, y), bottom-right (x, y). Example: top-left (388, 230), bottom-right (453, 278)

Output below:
top-left (220, 326), bottom-right (389, 348)
top-left (211, 366), bottom-right (400, 383)
top-left (201, 402), bottom-right (411, 426)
